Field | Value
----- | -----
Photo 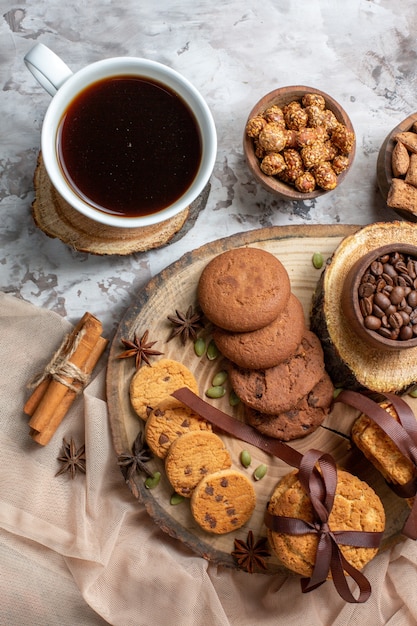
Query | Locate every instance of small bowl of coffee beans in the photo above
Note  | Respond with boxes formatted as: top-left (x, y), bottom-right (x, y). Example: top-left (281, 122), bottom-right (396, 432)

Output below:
top-left (341, 244), bottom-right (417, 350)
top-left (243, 86), bottom-right (355, 201)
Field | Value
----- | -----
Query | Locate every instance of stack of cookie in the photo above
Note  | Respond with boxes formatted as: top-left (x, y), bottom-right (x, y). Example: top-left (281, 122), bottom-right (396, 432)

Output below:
top-left (198, 246), bottom-right (334, 441)
top-left (129, 358), bottom-right (256, 534)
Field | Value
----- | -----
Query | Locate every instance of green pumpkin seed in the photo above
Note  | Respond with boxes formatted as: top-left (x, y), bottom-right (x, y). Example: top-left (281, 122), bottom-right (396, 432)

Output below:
top-left (409, 387), bottom-right (417, 398)
top-left (212, 370), bottom-right (227, 386)
top-left (312, 252), bottom-right (324, 269)
top-left (145, 471), bottom-right (161, 489)
top-left (253, 464), bottom-right (267, 481)
top-left (205, 385), bottom-right (226, 399)
top-left (240, 450), bottom-right (252, 468)
top-left (170, 493), bottom-right (185, 505)
top-left (194, 337), bottom-right (206, 357)
top-left (206, 339), bottom-right (219, 361)
top-left (333, 387), bottom-right (343, 399)
top-left (229, 390), bottom-right (240, 407)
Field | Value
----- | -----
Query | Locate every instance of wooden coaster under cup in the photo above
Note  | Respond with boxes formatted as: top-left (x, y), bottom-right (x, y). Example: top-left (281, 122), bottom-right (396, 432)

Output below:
top-left (32, 153), bottom-right (209, 255)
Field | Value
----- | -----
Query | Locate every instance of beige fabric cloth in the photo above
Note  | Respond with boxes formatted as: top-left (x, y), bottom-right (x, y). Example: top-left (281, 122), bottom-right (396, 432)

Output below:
top-left (1, 291), bottom-right (417, 625)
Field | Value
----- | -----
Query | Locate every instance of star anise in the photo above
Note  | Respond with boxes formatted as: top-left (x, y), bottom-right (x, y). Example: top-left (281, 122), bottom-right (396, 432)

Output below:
top-left (117, 430), bottom-right (154, 480)
top-left (167, 305), bottom-right (204, 345)
top-left (55, 437), bottom-right (86, 479)
top-left (231, 530), bottom-right (271, 573)
top-left (117, 329), bottom-right (163, 369)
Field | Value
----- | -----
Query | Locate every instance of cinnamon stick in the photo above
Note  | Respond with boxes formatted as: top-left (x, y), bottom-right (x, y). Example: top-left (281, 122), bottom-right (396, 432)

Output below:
top-left (30, 335), bottom-right (108, 445)
top-left (24, 313), bottom-right (91, 417)
top-left (28, 312), bottom-right (104, 437)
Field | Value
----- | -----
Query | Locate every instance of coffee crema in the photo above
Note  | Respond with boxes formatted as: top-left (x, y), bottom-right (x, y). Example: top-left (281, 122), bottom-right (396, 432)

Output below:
top-left (57, 76), bottom-right (202, 217)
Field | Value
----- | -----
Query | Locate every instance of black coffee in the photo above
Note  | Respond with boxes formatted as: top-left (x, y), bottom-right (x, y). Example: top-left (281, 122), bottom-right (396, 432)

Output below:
top-left (57, 75), bottom-right (202, 217)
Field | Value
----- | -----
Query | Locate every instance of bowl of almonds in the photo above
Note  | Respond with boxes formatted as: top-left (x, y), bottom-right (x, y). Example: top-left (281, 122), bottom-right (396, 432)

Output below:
top-left (377, 113), bottom-right (417, 222)
top-left (341, 243), bottom-right (417, 351)
top-left (243, 86), bottom-right (356, 200)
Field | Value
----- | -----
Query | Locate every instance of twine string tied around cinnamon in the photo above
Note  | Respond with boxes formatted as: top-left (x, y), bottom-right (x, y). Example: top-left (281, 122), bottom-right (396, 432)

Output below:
top-left (28, 327), bottom-right (91, 394)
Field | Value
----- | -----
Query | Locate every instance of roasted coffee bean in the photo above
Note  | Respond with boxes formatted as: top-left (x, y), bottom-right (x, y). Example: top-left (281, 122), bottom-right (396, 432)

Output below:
top-left (390, 286), bottom-right (405, 304)
top-left (374, 292), bottom-right (391, 311)
top-left (364, 315), bottom-right (381, 330)
top-left (360, 297), bottom-right (373, 317)
top-left (400, 311), bottom-right (410, 325)
top-left (358, 282), bottom-right (375, 298)
top-left (400, 325), bottom-right (413, 340)
top-left (381, 273), bottom-right (394, 286)
top-left (383, 263), bottom-right (397, 278)
top-left (408, 291), bottom-right (417, 308)
top-left (370, 261), bottom-right (384, 275)
top-left (388, 312), bottom-right (404, 329)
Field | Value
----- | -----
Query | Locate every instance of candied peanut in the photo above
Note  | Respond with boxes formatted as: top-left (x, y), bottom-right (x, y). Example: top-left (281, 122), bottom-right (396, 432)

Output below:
top-left (284, 129), bottom-right (298, 149)
top-left (254, 141), bottom-right (266, 159)
top-left (301, 141), bottom-right (329, 169)
top-left (296, 127), bottom-right (321, 148)
top-left (313, 162), bottom-right (338, 190)
top-left (245, 115), bottom-right (267, 138)
top-left (258, 123), bottom-right (287, 152)
top-left (295, 171), bottom-right (316, 193)
top-left (263, 105), bottom-right (285, 126)
top-left (323, 139), bottom-right (338, 161)
top-left (302, 93), bottom-right (326, 110)
top-left (284, 107), bottom-right (308, 131)
top-left (323, 109), bottom-right (340, 132)
top-left (282, 149), bottom-right (304, 181)
top-left (332, 154), bottom-right (349, 174)
top-left (260, 152), bottom-right (286, 176)
top-left (331, 124), bottom-right (355, 154)
top-left (305, 105), bottom-right (327, 128)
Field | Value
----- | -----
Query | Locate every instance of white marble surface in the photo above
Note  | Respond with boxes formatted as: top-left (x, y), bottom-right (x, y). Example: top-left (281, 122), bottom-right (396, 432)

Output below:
top-left (0, 0), bottom-right (415, 338)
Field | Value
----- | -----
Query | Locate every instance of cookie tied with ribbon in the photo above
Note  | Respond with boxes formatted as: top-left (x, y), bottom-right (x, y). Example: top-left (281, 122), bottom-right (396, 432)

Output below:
top-left (264, 449), bottom-right (385, 604)
top-left (172, 388), bottom-right (384, 603)
top-left (337, 389), bottom-right (417, 540)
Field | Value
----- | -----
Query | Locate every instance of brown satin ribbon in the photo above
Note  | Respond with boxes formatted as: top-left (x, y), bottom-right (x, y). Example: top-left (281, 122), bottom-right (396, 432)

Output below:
top-left (172, 387), bottom-right (303, 469)
top-left (172, 388), bottom-right (382, 603)
top-left (265, 449), bottom-right (382, 603)
top-left (335, 389), bottom-right (417, 540)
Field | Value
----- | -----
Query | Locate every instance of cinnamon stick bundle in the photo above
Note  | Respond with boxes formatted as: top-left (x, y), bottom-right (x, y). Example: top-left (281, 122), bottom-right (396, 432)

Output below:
top-left (24, 312), bottom-right (108, 445)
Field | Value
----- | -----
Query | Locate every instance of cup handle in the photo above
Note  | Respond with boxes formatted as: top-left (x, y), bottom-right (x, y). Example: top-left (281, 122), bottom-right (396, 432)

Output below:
top-left (24, 43), bottom-right (73, 96)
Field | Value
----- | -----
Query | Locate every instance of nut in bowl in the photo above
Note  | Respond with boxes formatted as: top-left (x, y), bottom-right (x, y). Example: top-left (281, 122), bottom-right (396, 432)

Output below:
top-left (377, 113), bottom-right (417, 222)
top-left (341, 244), bottom-right (417, 351)
top-left (243, 86), bottom-right (355, 200)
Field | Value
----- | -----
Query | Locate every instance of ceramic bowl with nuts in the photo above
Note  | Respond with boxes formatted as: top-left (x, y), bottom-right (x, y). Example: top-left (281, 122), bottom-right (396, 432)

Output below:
top-left (243, 86), bottom-right (356, 201)
top-left (341, 244), bottom-right (417, 351)
top-left (377, 113), bottom-right (417, 223)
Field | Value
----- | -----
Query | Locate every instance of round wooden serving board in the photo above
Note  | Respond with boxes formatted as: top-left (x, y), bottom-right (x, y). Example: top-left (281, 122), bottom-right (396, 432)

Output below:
top-left (106, 224), bottom-right (412, 574)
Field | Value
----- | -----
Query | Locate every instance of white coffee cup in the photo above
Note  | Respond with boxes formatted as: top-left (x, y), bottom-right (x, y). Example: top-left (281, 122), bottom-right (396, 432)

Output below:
top-left (24, 43), bottom-right (217, 228)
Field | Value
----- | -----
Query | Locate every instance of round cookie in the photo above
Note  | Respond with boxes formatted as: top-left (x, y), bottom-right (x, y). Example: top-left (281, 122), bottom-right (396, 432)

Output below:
top-left (245, 372), bottom-right (334, 441)
top-left (165, 430), bottom-right (232, 497)
top-left (213, 293), bottom-right (305, 369)
top-left (145, 397), bottom-right (212, 459)
top-left (130, 358), bottom-right (199, 421)
top-left (197, 247), bottom-right (291, 332)
top-left (191, 469), bottom-right (256, 534)
top-left (229, 330), bottom-right (325, 415)
top-left (352, 400), bottom-right (415, 496)
top-left (267, 468), bottom-right (385, 577)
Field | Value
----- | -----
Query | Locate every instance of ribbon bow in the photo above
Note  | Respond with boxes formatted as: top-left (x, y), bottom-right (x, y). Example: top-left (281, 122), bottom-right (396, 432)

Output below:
top-left (264, 449), bottom-right (383, 603)
top-left (336, 390), bottom-right (417, 540)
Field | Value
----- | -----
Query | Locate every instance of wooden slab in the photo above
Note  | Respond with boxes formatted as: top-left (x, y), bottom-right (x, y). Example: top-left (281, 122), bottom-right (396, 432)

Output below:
top-left (106, 224), bottom-right (412, 574)
top-left (32, 153), bottom-right (210, 255)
